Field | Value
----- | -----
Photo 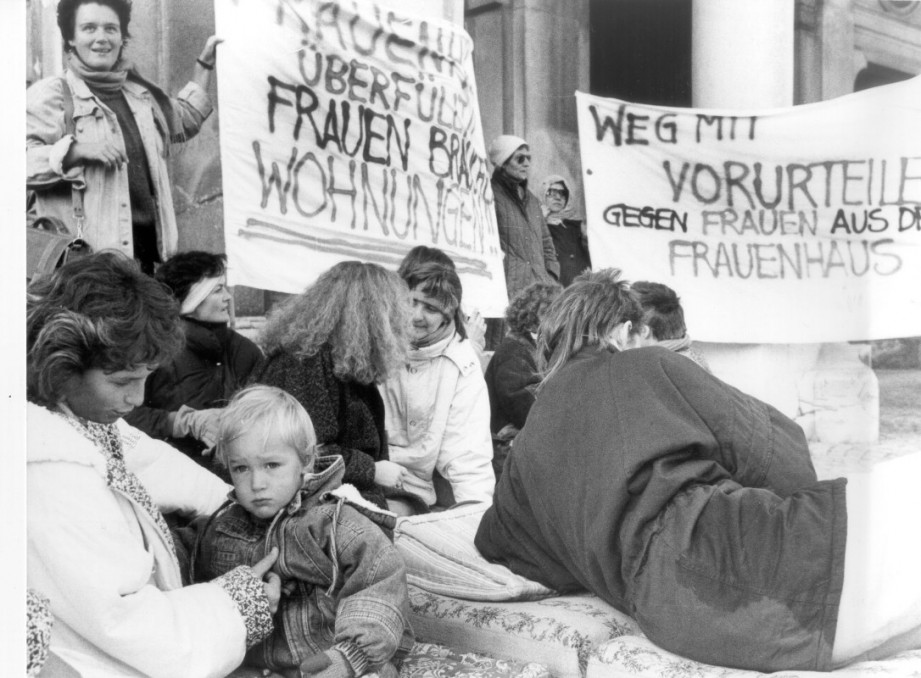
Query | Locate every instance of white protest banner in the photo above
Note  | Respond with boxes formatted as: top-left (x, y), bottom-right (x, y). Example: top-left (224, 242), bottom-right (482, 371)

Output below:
top-left (215, 0), bottom-right (507, 315)
top-left (576, 77), bottom-right (921, 343)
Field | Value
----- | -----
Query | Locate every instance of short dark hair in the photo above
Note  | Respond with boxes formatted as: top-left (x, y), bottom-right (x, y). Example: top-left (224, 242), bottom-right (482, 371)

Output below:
top-left (27, 252), bottom-right (182, 407)
top-left (155, 251), bottom-right (227, 303)
top-left (401, 261), bottom-right (467, 340)
top-left (397, 246), bottom-right (456, 279)
top-left (57, 0), bottom-right (132, 47)
top-left (631, 281), bottom-right (687, 341)
top-left (505, 282), bottom-right (563, 336)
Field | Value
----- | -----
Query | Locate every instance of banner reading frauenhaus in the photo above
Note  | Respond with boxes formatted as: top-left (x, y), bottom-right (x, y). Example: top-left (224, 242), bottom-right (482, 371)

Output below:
top-left (576, 77), bottom-right (921, 343)
top-left (215, 0), bottom-right (507, 314)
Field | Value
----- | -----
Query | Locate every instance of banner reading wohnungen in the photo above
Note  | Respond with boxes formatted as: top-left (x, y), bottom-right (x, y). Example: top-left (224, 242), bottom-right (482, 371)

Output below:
top-left (576, 77), bottom-right (921, 344)
top-left (215, 0), bottom-right (507, 314)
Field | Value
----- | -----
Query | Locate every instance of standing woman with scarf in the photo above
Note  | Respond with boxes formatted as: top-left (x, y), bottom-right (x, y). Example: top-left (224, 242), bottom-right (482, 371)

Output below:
top-left (378, 261), bottom-right (495, 515)
top-left (27, 0), bottom-right (218, 274)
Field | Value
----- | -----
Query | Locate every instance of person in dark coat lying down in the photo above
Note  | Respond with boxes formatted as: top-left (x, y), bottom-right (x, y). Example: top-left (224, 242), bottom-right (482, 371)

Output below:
top-left (475, 268), bottom-right (921, 673)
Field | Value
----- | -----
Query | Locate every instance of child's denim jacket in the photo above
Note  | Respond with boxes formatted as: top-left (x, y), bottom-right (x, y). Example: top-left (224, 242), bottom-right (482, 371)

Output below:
top-left (193, 455), bottom-right (414, 677)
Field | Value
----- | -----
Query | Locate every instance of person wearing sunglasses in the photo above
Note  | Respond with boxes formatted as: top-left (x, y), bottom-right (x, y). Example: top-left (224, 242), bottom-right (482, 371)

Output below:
top-left (486, 135), bottom-right (560, 350)
top-left (539, 175), bottom-right (592, 286)
top-left (487, 135), bottom-right (560, 303)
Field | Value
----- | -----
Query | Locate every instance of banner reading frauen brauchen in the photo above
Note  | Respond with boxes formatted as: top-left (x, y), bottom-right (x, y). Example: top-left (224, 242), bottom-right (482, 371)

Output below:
top-left (215, 0), bottom-right (507, 314)
top-left (576, 77), bottom-right (921, 343)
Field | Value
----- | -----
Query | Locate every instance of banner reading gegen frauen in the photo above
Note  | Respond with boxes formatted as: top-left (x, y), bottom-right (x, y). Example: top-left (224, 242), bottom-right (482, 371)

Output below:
top-left (576, 77), bottom-right (921, 343)
top-left (215, 0), bottom-right (507, 314)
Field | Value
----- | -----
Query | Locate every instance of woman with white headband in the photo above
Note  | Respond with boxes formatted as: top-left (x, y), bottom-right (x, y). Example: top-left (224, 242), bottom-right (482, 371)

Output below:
top-left (125, 251), bottom-right (263, 473)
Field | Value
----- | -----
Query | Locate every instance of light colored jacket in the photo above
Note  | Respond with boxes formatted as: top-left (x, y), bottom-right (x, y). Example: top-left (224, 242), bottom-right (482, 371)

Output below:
top-left (26, 402), bottom-right (250, 678)
top-left (379, 333), bottom-right (495, 507)
top-left (26, 70), bottom-right (212, 260)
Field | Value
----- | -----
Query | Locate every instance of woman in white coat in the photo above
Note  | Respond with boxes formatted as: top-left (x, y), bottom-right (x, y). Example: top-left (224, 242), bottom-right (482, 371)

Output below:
top-left (377, 260), bottom-right (495, 515)
top-left (26, 252), bottom-right (280, 678)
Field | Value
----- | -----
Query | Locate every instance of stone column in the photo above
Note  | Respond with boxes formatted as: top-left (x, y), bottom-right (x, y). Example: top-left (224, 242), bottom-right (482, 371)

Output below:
top-left (689, 0), bottom-right (878, 442)
top-left (467, 0), bottom-right (589, 221)
top-left (692, 0), bottom-right (794, 108)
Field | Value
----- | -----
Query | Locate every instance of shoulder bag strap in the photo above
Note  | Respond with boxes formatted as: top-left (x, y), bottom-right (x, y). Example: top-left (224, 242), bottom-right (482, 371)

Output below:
top-left (59, 76), bottom-right (86, 239)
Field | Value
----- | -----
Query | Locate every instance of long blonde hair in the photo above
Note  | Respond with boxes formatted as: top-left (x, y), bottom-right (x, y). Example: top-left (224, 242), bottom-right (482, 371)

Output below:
top-left (260, 261), bottom-right (411, 384)
top-left (536, 269), bottom-right (642, 388)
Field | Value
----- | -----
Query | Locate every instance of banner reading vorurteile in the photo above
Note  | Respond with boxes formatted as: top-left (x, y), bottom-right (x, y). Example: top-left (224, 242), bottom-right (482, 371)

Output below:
top-left (215, 0), bottom-right (507, 315)
top-left (576, 77), bottom-right (921, 343)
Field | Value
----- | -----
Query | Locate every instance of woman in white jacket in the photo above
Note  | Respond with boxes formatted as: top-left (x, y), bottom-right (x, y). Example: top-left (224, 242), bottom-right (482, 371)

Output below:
top-left (378, 260), bottom-right (495, 515)
top-left (26, 252), bottom-right (280, 678)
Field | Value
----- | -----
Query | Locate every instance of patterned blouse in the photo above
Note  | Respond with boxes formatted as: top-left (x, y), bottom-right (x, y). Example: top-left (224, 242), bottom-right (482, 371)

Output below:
top-left (53, 408), bottom-right (274, 647)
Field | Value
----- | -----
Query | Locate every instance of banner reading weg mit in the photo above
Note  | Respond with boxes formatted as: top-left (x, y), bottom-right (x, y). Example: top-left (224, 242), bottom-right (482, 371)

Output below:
top-left (576, 77), bottom-right (921, 343)
top-left (215, 0), bottom-right (507, 314)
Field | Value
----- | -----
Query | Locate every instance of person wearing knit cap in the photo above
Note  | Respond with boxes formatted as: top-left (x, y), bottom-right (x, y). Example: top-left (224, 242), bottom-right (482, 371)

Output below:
top-left (487, 135), bottom-right (560, 303)
top-left (125, 251), bottom-right (263, 474)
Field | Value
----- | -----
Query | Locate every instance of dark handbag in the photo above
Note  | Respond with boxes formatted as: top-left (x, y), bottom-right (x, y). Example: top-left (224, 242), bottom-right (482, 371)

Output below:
top-left (26, 75), bottom-right (92, 281)
top-left (26, 216), bottom-right (91, 281)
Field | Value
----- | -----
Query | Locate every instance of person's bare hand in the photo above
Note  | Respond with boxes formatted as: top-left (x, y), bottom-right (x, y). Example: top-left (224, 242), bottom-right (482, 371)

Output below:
top-left (466, 308), bottom-right (487, 353)
top-left (251, 547), bottom-right (281, 614)
top-left (375, 460), bottom-right (405, 489)
top-left (188, 408), bottom-right (222, 448)
top-left (65, 141), bottom-right (126, 170)
top-left (198, 36), bottom-right (224, 67)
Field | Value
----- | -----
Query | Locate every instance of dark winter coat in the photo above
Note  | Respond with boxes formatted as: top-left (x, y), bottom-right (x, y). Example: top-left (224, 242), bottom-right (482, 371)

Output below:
top-left (484, 332), bottom-right (539, 435)
top-left (547, 218), bottom-right (591, 286)
top-left (476, 346), bottom-right (847, 673)
top-left (483, 331), bottom-right (540, 480)
top-left (253, 346), bottom-right (389, 509)
top-left (125, 318), bottom-right (264, 463)
top-left (491, 171), bottom-right (560, 300)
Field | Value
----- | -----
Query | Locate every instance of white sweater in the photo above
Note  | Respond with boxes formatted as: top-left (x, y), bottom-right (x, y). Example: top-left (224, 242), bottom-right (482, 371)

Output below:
top-left (378, 332), bottom-right (495, 507)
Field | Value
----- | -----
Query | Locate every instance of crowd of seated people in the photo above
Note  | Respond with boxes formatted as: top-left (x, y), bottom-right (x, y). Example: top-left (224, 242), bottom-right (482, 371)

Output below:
top-left (26, 248), bottom-right (921, 677)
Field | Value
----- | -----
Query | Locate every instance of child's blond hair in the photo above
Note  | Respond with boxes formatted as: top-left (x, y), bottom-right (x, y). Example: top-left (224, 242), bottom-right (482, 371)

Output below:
top-left (214, 385), bottom-right (318, 469)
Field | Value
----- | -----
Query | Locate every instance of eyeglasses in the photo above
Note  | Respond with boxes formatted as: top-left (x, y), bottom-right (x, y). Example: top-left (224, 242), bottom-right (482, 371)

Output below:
top-left (546, 188), bottom-right (567, 199)
top-left (510, 153), bottom-right (531, 164)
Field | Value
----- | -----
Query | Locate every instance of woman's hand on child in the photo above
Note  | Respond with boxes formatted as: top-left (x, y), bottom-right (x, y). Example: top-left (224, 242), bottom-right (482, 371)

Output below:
top-left (252, 547), bottom-right (281, 614)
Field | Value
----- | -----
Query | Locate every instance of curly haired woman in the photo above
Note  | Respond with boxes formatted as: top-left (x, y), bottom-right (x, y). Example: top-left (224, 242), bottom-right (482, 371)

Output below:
top-left (484, 281), bottom-right (562, 480)
top-left (253, 261), bottom-right (412, 510)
